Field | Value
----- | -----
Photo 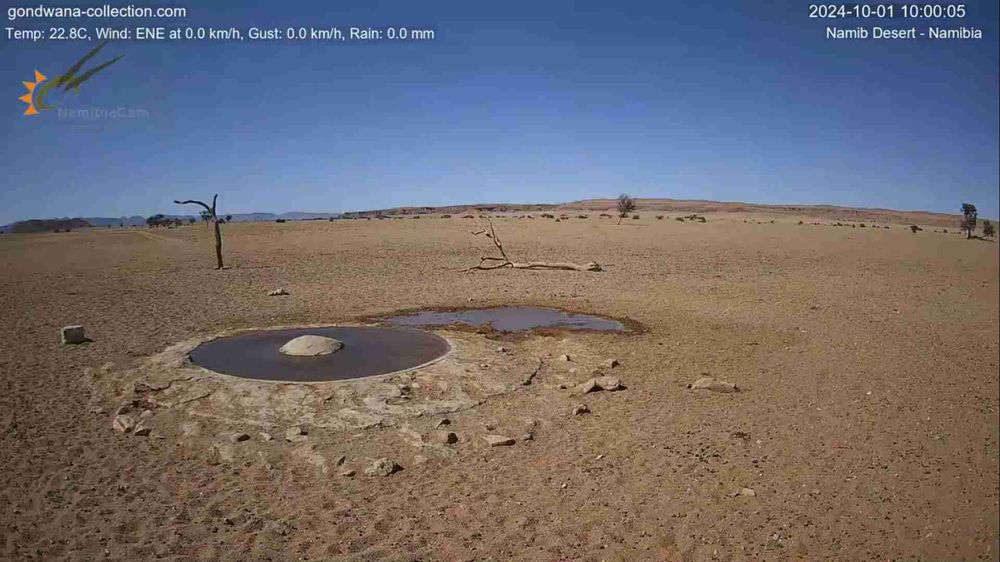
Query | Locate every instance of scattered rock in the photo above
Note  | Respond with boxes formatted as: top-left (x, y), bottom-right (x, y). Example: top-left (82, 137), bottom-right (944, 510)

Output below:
top-left (434, 431), bottom-right (459, 444)
top-left (688, 376), bottom-right (739, 393)
top-left (112, 414), bottom-right (136, 433)
top-left (576, 376), bottom-right (623, 394)
top-left (334, 455), bottom-right (347, 466)
top-left (259, 431), bottom-right (274, 441)
top-left (139, 409), bottom-right (154, 419)
top-left (484, 434), bottom-right (516, 447)
top-left (279, 335), bottom-right (343, 356)
top-left (521, 432), bottom-right (534, 441)
top-left (497, 346), bottom-right (508, 353)
top-left (133, 423), bottom-right (151, 437)
top-left (604, 358), bottom-right (620, 369)
top-left (267, 288), bottom-right (289, 296)
top-left (365, 458), bottom-right (401, 477)
top-left (738, 487), bottom-right (756, 497)
top-left (413, 454), bottom-right (429, 465)
top-left (572, 404), bottom-right (590, 416)
top-left (559, 354), bottom-right (571, 362)
top-left (434, 418), bottom-right (451, 428)
top-left (230, 432), bottom-right (250, 443)
top-left (60, 325), bottom-right (87, 345)
top-left (339, 468), bottom-right (356, 477)
top-left (285, 426), bottom-right (308, 442)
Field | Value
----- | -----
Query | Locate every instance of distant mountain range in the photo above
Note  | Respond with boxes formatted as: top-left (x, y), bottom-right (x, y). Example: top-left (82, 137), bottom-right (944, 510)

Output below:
top-left (0, 212), bottom-right (341, 233)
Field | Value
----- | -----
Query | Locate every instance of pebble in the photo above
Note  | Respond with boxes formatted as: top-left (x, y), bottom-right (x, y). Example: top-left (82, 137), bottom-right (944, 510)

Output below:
top-left (364, 458), bottom-right (401, 477)
top-left (572, 404), bottom-right (590, 416)
top-left (484, 434), bottom-right (516, 447)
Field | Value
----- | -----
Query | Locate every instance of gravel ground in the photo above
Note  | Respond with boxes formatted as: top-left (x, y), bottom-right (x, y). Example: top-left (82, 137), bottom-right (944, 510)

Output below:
top-left (1, 213), bottom-right (997, 561)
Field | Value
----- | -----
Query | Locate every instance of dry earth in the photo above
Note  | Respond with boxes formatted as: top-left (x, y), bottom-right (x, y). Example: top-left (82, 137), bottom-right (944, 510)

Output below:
top-left (1, 213), bottom-right (997, 561)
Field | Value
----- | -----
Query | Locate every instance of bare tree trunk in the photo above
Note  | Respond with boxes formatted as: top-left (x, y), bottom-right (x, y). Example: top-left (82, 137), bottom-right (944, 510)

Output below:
top-left (175, 194), bottom-right (224, 270)
top-left (213, 218), bottom-right (224, 269)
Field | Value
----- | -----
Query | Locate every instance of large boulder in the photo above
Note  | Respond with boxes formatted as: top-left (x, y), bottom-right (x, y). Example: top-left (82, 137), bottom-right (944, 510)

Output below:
top-left (279, 335), bottom-right (343, 356)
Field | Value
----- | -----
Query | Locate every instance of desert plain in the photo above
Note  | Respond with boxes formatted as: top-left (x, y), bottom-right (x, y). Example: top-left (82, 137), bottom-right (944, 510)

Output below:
top-left (1, 208), bottom-right (997, 561)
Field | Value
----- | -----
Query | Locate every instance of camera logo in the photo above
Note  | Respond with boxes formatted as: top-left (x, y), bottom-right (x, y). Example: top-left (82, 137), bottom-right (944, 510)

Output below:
top-left (18, 40), bottom-right (122, 116)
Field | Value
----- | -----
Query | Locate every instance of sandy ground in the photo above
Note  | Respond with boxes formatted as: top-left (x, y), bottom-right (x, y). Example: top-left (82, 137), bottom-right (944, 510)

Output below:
top-left (1, 213), bottom-right (997, 561)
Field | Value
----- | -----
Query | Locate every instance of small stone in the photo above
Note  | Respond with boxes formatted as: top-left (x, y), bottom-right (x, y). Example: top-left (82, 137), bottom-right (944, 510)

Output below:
top-left (100, 362), bottom-right (115, 373)
top-left (259, 431), bottom-right (274, 441)
top-left (334, 455), bottom-right (347, 466)
top-left (230, 432), bottom-right (250, 443)
top-left (688, 376), bottom-right (739, 393)
top-left (739, 487), bottom-right (756, 497)
top-left (364, 458), bottom-right (401, 477)
top-left (133, 423), bottom-right (151, 437)
top-left (497, 346), bottom-right (508, 353)
top-left (434, 431), bottom-right (459, 445)
top-left (604, 358), bottom-right (620, 369)
top-left (112, 414), bottom-right (136, 433)
top-left (60, 325), bottom-right (87, 345)
top-left (434, 418), bottom-right (451, 428)
top-left (576, 379), bottom-right (598, 394)
top-left (484, 434), bottom-right (516, 447)
top-left (279, 335), bottom-right (343, 357)
top-left (572, 404), bottom-right (590, 416)
top-left (521, 433), bottom-right (534, 441)
top-left (559, 354), bottom-right (571, 362)
top-left (267, 288), bottom-right (289, 296)
top-left (139, 409), bottom-right (154, 419)
top-left (413, 454), bottom-right (429, 465)
top-left (339, 468), bottom-right (356, 477)
top-left (285, 426), bottom-right (308, 442)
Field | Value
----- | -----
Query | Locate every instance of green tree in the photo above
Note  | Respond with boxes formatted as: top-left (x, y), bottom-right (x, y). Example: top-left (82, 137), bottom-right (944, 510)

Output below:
top-left (961, 203), bottom-right (977, 239)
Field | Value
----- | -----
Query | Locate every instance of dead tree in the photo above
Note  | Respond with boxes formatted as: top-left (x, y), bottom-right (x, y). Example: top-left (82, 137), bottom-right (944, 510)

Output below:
top-left (174, 194), bottom-right (224, 269)
top-left (465, 218), bottom-right (601, 272)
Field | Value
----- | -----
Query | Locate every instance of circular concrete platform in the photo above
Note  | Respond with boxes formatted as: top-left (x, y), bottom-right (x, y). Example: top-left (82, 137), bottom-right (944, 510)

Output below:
top-left (189, 326), bottom-right (451, 382)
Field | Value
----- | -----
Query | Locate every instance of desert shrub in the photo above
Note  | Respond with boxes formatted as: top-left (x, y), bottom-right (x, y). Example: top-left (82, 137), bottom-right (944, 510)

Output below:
top-left (555, 218), bottom-right (561, 222)
top-left (675, 217), bottom-right (685, 222)
top-left (798, 220), bottom-right (803, 225)
top-left (616, 194), bottom-right (636, 224)
top-left (983, 220), bottom-right (995, 238)
top-left (632, 214), bottom-right (639, 219)
top-left (276, 219), bottom-right (286, 223)
top-left (909, 225), bottom-right (921, 233)
top-left (577, 214), bottom-right (589, 219)
top-left (860, 223), bottom-right (866, 228)
top-left (541, 213), bottom-right (555, 219)
top-left (656, 215), bottom-right (664, 220)
top-left (413, 216), bottom-right (421, 219)
top-left (441, 214), bottom-right (452, 219)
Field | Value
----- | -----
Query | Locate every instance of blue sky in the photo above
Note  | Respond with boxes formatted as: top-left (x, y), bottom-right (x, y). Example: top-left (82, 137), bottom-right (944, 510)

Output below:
top-left (2, 0), bottom-right (998, 223)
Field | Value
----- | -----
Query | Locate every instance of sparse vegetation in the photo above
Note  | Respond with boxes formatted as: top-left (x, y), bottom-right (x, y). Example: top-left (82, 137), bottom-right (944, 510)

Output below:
top-left (910, 225), bottom-right (922, 233)
top-left (983, 220), bottom-right (995, 238)
top-left (616, 194), bottom-right (636, 225)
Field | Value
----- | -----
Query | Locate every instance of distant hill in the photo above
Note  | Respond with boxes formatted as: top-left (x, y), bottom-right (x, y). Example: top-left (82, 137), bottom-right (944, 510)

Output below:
top-left (7, 218), bottom-right (92, 234)
top-left (343, 198), bottom-right (972, 228)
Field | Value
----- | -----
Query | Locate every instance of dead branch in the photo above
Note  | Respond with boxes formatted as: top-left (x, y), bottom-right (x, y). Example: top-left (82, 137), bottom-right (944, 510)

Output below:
top-left (464, 218), bottom-right (601, 272)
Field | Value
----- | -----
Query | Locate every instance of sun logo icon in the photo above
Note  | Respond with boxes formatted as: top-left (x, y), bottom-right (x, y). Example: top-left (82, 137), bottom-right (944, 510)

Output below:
top-left (19, 70), bottom-right (47, 116)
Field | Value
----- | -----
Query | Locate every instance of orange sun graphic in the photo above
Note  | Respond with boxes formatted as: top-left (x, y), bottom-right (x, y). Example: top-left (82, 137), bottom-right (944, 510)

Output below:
top-left (19, 70), bottom-right (47, 116)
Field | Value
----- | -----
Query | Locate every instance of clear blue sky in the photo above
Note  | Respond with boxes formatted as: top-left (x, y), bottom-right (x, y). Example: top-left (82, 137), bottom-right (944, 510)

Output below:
top-left (2, 0), bottom-right (998, 223)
